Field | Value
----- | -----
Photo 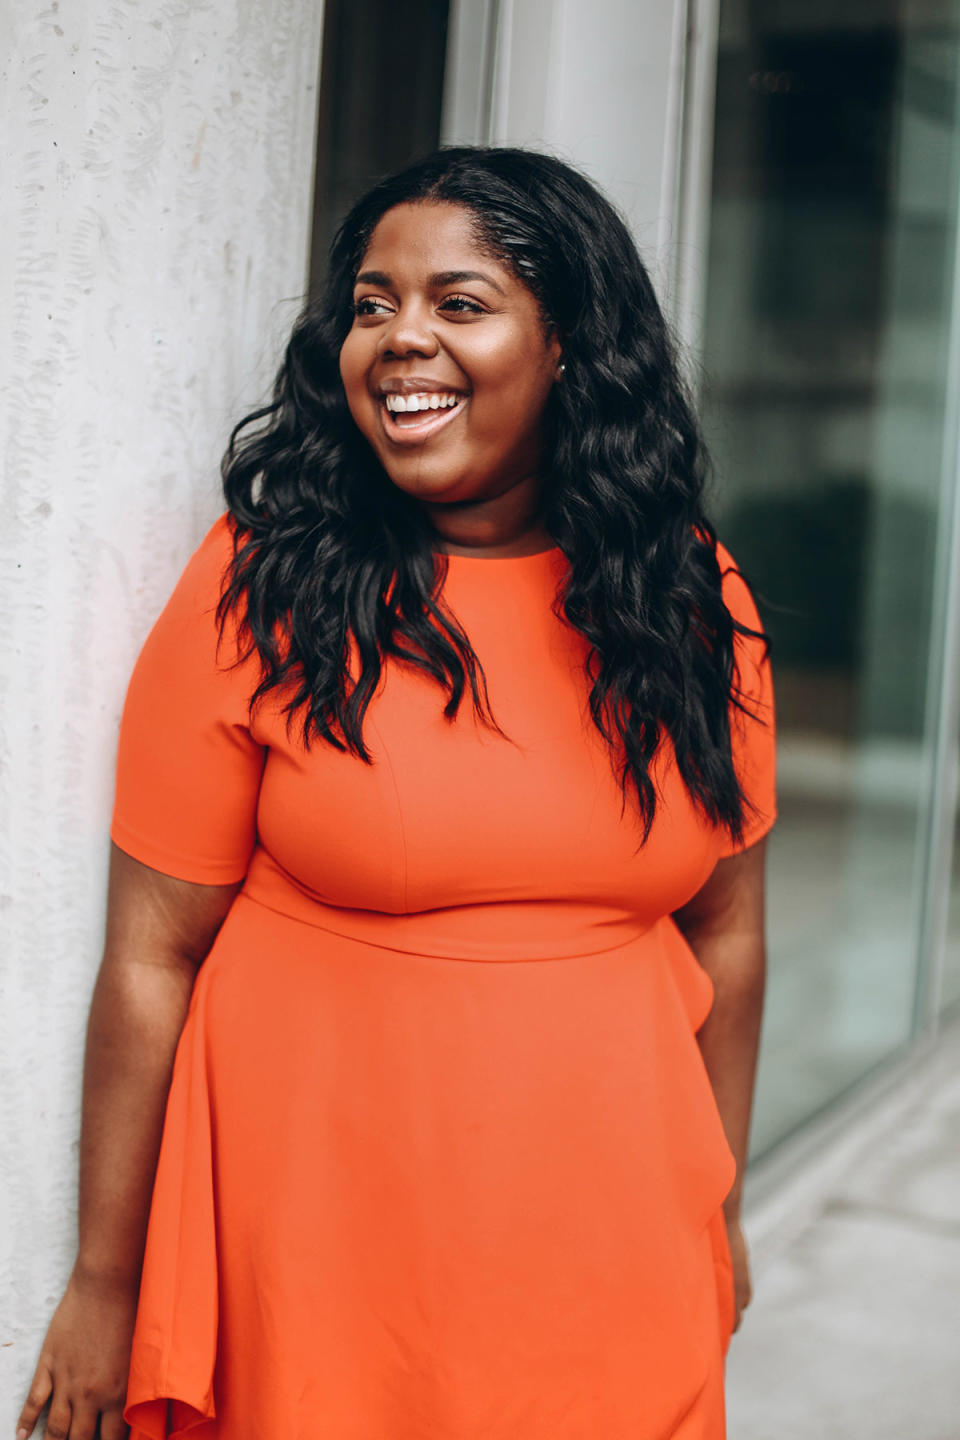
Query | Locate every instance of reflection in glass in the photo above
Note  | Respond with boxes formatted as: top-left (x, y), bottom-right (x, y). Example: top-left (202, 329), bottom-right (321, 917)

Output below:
top-left (702, 4), bottom-right (960, 1154)
top-left (945, 737), bottom-right (960, 1010)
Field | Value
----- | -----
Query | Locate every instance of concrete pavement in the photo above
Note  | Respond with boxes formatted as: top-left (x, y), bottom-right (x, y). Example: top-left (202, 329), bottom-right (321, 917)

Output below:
top-left (725, 1014), bottom-right (960, 1439)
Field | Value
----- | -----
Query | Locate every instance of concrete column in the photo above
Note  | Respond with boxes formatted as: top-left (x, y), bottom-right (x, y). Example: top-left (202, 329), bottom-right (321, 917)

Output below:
top-left (1, 0), bottom-right (324, 1413)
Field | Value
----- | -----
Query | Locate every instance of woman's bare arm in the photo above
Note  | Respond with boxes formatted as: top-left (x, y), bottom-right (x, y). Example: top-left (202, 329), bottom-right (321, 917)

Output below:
top-left (17, 843), bottom-right (242, 1440)
top-left (671, 836), bottom-right (768, 1329)
top-left (74, 844), bottom-right (241, 1287)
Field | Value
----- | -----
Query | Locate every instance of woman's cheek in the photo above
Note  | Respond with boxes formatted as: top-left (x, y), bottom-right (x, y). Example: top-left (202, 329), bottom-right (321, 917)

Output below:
top-left (338, 334), bottom-right (365, 398)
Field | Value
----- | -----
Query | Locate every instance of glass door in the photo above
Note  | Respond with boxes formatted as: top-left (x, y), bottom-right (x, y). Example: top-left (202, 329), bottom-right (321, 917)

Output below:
top-left (944, 732), bottom-right (960, 1010)
top-left (701, 1), bottom-right (960, 1155)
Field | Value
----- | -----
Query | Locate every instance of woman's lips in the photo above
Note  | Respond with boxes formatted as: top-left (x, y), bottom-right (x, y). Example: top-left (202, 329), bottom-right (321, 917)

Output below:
top-left (378, 395), bottom-right (468, 445)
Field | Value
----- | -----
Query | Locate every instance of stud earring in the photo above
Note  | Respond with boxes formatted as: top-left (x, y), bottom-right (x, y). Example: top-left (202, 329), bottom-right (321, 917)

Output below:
top-left (557, 363), bottom-right (566, 378)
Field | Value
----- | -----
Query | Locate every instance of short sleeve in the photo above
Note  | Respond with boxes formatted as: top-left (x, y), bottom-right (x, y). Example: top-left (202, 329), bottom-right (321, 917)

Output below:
top-left (110, 514), bottom-right (266, 884)
top-left (715, 541), bottom-right (777, 857)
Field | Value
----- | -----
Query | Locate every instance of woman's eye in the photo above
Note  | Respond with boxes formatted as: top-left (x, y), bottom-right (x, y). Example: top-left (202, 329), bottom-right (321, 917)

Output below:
top-left (351, 294), bottom-right (484, 319)
top-left (440, 295), bottom-right (485, 315)
top-left (353, 297), bottom-right (392, 317)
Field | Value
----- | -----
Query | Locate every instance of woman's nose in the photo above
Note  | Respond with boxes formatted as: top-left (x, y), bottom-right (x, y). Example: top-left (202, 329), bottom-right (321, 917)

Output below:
top-left (376, 303), bottom-right (439, 359)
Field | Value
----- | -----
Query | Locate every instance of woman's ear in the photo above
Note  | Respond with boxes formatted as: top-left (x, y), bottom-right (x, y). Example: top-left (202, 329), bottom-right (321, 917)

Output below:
top-left (543, 321), bottom-right (563, 380)
top-left (547, 328), bottom-right (564, 381)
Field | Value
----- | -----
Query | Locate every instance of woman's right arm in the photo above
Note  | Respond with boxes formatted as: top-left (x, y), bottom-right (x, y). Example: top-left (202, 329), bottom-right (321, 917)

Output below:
top-left (17, 843), bottom-right (242, 1440)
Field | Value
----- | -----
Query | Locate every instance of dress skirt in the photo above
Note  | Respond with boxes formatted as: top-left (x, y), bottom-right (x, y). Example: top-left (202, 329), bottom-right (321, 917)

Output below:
top-left (124, 893), bottom-right (737, 1439)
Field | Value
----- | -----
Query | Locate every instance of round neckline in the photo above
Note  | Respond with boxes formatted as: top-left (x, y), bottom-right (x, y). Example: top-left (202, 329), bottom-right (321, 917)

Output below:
top-left (435, 544), bottom-right (564, 563)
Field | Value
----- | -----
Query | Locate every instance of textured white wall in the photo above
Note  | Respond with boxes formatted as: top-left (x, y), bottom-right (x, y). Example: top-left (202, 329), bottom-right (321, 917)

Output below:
top-left (1, 0), bottom-right (324, 1417)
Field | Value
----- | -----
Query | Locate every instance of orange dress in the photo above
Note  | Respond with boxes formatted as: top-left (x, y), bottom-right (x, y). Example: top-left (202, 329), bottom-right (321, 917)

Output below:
top-left (112, 515), bottom-right (776, 1440)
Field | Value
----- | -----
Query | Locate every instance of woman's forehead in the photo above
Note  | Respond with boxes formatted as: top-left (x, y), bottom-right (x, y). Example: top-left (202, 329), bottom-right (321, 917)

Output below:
top-left (358, 202), bottom-right (507, 280)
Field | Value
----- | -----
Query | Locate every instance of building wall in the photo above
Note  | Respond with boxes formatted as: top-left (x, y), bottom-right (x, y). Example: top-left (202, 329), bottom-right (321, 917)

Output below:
top-left (1, 0), bottom-right (324, 1414)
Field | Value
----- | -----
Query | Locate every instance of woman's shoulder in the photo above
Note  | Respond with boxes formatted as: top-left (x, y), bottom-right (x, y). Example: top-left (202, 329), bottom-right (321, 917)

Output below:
top-left (177, 509), bottom-right (238, 592)
top-left (710, 534), bottom-right (764, 635)
top-left (133, 511), bottom-right (247, 669)
top-left (155, 510), bottom-right (242, 632)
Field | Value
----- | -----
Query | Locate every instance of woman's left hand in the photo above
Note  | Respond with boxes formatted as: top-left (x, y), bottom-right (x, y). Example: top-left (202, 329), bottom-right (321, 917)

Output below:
top-left (724, 1211), bottom-right (754, 1332)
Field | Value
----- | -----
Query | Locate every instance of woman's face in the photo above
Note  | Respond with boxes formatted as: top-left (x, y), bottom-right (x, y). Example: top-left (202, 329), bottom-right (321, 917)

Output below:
top-left (338, 201), bottom-right (562, 543)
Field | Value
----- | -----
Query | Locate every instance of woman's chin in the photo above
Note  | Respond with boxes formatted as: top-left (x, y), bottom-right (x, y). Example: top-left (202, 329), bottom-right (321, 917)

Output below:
top-left (381, 464), bottom-right (476, 502)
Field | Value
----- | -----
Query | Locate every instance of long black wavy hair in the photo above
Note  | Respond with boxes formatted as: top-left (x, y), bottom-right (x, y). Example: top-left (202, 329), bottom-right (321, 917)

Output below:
top-left (220, 145), bottom-right (767, 850)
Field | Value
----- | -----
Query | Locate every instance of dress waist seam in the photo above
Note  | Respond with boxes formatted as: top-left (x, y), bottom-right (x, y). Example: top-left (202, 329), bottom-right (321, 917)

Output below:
top-left (235, 887), bottom-right (657, 963)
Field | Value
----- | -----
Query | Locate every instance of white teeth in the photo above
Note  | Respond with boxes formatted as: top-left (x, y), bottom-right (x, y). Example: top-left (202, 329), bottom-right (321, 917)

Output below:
top-left (384, 392), bottom-right (462, 413)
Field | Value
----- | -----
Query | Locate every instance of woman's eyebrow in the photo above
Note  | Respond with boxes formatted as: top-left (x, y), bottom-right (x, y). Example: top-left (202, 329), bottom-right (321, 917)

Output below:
top-left (353, 268), bottom-right (505, 295)
top-left (430, 269), bottom-right (505, 295)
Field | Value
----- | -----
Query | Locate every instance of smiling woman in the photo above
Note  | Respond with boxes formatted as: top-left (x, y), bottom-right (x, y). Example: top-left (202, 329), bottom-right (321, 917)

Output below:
top-left (339, 202), bottom-right (562, 550)
top-left (19, 146), bottom-right (775, 1440)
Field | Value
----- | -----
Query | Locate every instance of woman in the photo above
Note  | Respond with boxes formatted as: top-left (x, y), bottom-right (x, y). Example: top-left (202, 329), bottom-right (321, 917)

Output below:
top-left (19, 146), bottom-right (775, 1440)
